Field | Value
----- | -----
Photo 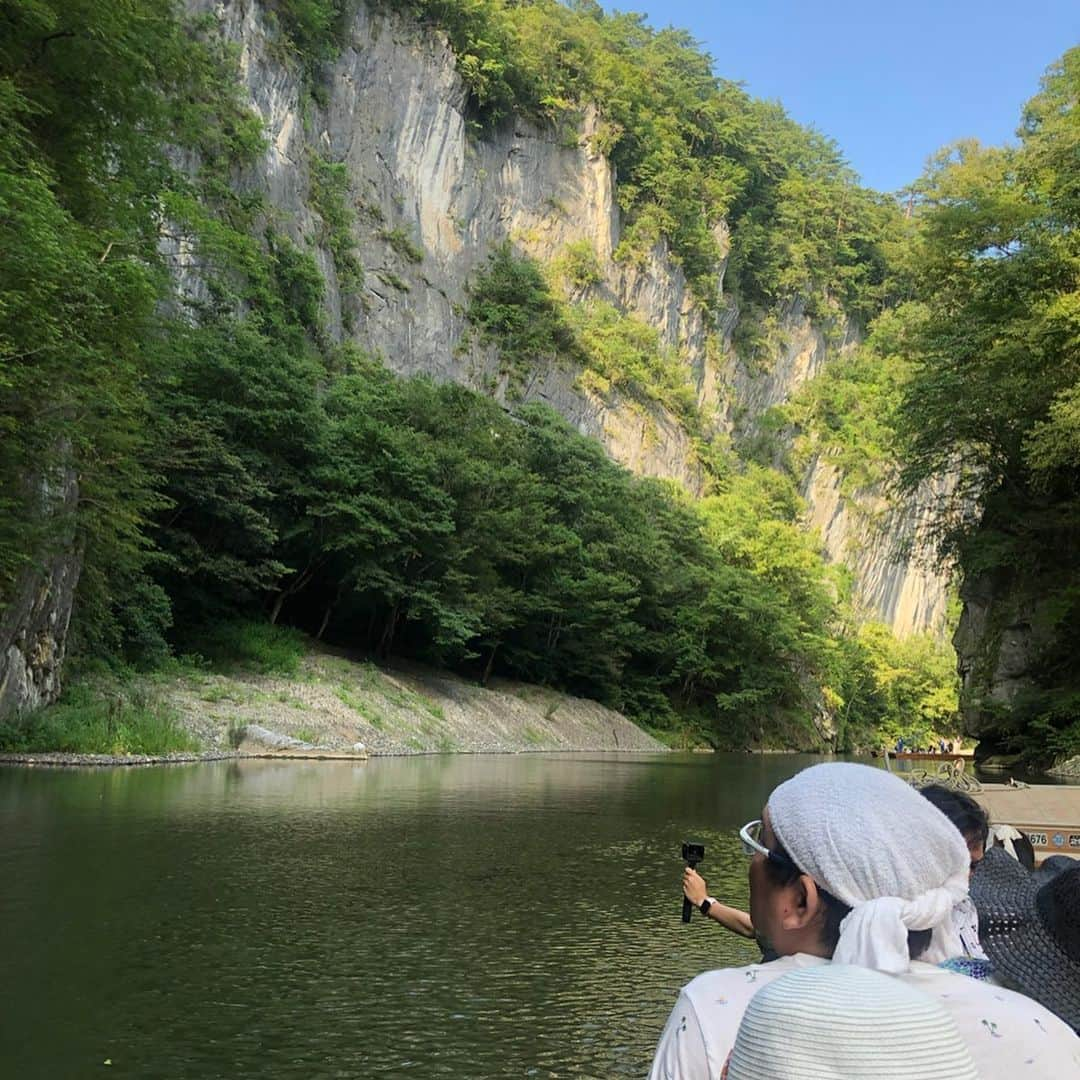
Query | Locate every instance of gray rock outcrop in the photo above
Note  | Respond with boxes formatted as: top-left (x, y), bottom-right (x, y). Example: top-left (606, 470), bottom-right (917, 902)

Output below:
top-left (0, 468), bottom-right (81, 719)
top-left (953, 567), bottom-right (1057, 743)
top-left (190, 0), bottom-right (950, 634)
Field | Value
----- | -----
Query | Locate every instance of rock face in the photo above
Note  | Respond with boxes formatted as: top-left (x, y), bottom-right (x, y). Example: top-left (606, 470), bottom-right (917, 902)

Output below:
top-left (0, 469), bottom-right (81, 719)
top-left (953, 567), bottom-right (1055, 744)
top-left (186, 0), bottom-right (947, 637)
top-left (1049, 754), bottom-right (1080, 778)
top-left (801, 457), bottom-right (952, 632)
top-left (0, 0), bottom-right (950, 721)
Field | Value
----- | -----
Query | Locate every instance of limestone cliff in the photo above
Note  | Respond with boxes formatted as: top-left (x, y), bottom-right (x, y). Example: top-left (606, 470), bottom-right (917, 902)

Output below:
top-left (800, 458), bottom-right (952, 633)
top-left (188, 0), bottom-right (948, 635)
top-left (0, 468), bottom-right (80, 717)
top-left (0, 0), bottom-right (951, 720)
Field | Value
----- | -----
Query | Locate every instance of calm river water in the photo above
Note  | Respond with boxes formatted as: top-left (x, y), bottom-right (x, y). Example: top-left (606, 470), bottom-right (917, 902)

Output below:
top-left (1, 752), bottom-right (859, 1078)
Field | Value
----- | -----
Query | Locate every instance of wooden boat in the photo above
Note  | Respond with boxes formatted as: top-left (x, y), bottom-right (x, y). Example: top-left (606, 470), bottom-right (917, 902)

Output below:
top-left (892, 750), bottom-right (975, 760)
top-left (974, 782), bottom-right (1080, 863)
top-left (886, 753), bottom-right (1080, 864)
top-left (870, 749), bottom-right (975, 760)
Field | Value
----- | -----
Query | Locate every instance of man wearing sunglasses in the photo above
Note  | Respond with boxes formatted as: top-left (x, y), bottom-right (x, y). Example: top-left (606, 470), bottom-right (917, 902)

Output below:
top-left (686, 783), bottom-right (993, 960)
top-left (649, 762), bottom-right (1080, 1079)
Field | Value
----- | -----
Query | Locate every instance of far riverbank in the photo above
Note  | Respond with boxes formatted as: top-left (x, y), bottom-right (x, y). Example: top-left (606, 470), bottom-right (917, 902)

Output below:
top-left (0, 643), bottom-right (668, 764)
top-left (164, 648), bottom-right (667, 755)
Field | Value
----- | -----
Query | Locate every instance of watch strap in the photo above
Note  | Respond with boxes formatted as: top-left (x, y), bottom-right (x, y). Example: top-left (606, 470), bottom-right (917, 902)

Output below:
top-left (699, 896), bottom-right (716, 915)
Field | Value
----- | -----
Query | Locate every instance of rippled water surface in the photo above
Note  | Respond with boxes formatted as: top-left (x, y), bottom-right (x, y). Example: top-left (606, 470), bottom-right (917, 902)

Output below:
top-left (1, 752), bottom-right (843, 1078)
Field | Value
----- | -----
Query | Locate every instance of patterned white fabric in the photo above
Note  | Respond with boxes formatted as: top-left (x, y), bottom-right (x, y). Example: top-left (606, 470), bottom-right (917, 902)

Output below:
top-left (767, 763), bottom-right (970, 972)
top-left (648, 954), bottom-right (1080, 1080)
top-left (952, 895), bottom-right (989, 960)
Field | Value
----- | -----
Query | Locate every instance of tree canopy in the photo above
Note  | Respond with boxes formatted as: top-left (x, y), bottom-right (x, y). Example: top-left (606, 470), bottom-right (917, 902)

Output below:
top-left (892, 49), bottom-right (1080, 758)
top-left (0, 0), bottom-right (962, 752)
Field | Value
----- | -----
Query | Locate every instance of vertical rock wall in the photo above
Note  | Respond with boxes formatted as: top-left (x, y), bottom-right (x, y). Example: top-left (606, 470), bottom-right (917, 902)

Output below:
top-left (0, 0), bottom-right (953, 721)
top-left (801, 458), bottom-right (952, 633)
top-left (0, 470), bottom-right (81, 719)
top-left (188, 0), bottom-right (948, 637)
top-left (953, 564), bottom-right (1060, 747)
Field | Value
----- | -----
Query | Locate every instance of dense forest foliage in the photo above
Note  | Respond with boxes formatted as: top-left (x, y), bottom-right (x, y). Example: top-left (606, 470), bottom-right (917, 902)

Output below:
top-left (0, 0), bottom-right (1012, 755)
top-left (778, 48), bottom-right (1080, 763)
top-left (896, 50), bottom-right (1080, 761)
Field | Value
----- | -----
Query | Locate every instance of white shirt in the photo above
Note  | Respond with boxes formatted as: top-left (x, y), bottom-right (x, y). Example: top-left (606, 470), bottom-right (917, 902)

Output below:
top-left (953, 895), bottom-right (989, 960)
top-left (648, 954), bottom-right (1080, 1080)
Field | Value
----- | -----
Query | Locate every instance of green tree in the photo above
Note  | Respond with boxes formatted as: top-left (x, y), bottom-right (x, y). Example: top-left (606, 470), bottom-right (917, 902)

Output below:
top-left (150, 320), bottom-right (325, 632)
top-left (898, 48), bottom-right (1080, 757)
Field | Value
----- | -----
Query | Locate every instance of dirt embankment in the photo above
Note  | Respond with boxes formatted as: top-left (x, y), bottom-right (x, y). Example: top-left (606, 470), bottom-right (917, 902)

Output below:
top-left (157, 651), bottom-right (665, 757)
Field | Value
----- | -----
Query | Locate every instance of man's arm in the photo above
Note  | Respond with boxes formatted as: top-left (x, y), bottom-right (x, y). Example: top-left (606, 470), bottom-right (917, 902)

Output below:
top-left (683, 867), bottom-right (755, 938)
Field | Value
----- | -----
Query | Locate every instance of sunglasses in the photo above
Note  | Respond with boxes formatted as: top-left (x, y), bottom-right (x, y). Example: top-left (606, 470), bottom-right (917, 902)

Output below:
top-left (739, 819), bottom-right (796, 869)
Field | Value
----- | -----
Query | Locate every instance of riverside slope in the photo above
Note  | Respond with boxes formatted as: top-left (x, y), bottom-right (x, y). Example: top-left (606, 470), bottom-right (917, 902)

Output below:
top-left (160, 649), bottom-right (665, 756)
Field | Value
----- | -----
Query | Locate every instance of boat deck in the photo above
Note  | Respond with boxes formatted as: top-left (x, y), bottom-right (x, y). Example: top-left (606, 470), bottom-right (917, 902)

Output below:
top-left (974, 784), bottom-right (1080, 860)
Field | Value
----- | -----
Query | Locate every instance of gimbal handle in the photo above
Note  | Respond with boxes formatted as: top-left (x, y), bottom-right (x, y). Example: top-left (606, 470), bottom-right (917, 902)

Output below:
top-left (681, 857), bottom-right (699, 923)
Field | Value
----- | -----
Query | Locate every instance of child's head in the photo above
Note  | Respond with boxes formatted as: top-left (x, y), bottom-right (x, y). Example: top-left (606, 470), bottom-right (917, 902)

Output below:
top-left (918, 783), bottom-right (989, 874)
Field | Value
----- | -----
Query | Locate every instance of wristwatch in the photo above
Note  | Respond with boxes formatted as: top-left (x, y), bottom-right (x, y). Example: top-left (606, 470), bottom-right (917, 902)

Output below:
top-left (699, 896), bottom-right (717, 915)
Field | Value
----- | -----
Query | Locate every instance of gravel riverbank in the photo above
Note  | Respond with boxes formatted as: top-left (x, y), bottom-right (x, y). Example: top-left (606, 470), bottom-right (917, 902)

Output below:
top-left (159, 650), bottom-right (666, 756)
top-left (0, 649), bottom-right (667, 767)
top-left (0, 750), bottom-right (241, 768)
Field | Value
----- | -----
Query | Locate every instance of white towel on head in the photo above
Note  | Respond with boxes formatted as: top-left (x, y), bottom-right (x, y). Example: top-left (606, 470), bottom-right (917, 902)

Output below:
top-left (767, 763), bottom-right (970, 973)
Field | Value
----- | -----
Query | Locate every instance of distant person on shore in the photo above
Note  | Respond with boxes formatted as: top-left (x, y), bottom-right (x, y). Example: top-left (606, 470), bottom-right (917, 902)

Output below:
top-left (682, 780), bottom-right (992, 961)
top-left (649, 762), bottom-right (1080, 1079)
top-left (719, 964), bottom-right (978, 1080)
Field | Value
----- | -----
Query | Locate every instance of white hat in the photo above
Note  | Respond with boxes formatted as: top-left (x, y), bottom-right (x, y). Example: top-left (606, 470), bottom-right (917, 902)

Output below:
top-left (725, 964), bottom-right (978, 1080)
top-left (768, 763), bottom-right (970, 972)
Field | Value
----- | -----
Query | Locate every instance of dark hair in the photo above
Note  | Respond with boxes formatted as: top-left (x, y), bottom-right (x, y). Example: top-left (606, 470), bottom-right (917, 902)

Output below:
top-left (918, 784), bottom-right (990, 850)
top-left (764, 839), bottom-right (932, 960)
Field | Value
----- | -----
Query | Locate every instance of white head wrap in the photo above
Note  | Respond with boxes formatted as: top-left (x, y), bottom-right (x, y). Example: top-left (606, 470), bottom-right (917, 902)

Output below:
top-left (767, 763), bottom-right (970, 973)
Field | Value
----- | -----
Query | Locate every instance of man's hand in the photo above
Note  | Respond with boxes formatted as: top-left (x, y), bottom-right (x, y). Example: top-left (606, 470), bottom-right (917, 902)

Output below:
top-left (682, 866), bottom-right (708, 906)
top-left (682, 868), bottom-right (756, 937)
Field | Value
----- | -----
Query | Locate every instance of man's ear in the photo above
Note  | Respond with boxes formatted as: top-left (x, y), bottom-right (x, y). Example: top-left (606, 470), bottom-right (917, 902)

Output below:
top-left (779, 873), bottom-right (822, 932)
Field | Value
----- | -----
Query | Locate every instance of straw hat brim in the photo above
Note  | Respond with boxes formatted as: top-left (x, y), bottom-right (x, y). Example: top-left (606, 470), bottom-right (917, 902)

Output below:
top-left (971, 848), bottom-right (1080, 1031)
top-left (1034, 854), bottom-right (1076, 885)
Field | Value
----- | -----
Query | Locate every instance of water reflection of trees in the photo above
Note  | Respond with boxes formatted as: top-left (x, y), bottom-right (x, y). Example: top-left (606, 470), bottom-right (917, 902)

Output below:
top-left (1, 753), bottom-right (828, 1076)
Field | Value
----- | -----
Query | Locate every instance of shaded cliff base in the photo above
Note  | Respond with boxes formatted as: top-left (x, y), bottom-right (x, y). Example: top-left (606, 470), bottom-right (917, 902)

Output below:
top-left (1049, 756), bottom-right (1080, 779)
top-left (0, 643), bottom-right (666, 763)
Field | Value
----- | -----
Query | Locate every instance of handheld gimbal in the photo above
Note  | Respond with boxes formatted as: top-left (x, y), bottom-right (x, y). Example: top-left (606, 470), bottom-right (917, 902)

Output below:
top-left (681, 841), bottom-right (705, 923)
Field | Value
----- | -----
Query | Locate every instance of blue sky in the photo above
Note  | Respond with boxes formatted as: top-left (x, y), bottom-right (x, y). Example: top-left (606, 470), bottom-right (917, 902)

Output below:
top-left (608, 1), bottom-right (1080, 192)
